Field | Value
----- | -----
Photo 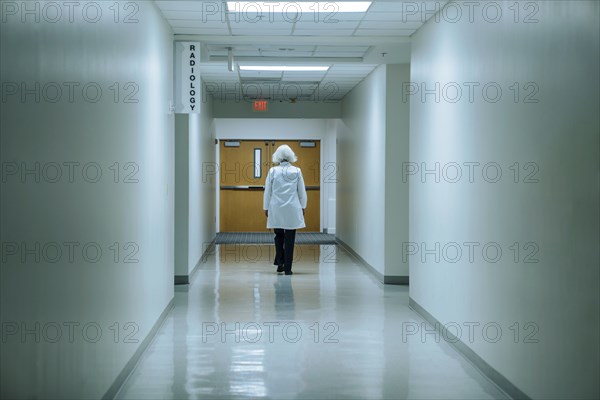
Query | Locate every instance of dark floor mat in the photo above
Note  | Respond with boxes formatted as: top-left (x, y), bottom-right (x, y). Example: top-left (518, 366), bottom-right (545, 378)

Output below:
top-left (215, 232), bottom-right (337, 244)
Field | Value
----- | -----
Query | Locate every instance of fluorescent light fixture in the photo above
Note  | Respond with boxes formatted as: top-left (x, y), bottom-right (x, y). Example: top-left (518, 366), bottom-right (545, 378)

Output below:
top-left (240, 65), bottom-right (329, 72)
top-left (226, 2), bottom-right (372, 13)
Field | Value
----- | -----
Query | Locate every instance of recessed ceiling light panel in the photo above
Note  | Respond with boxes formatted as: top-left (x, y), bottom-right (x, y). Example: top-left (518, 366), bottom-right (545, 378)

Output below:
top-left (226, 2), bottom-right (372, 13)
top-left (240, 66), bottom-right (330, 72)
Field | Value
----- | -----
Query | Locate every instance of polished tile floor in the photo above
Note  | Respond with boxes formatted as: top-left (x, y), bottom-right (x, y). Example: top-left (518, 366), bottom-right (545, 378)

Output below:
top-left (116, 244), bottom-right (507, 400)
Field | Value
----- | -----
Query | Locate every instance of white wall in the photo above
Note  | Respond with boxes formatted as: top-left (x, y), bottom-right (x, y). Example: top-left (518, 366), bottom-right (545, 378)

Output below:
top-left (214, 118), bottom-right (336, 233)
top-left (175, 114), bottom-right (190, 277)
top-left (0, 2), bottom-right (174, 398)
top-left (174, 84), bottom-right (216, 279)
top-left (336, 64), bottom-right (410, 280)
top-left (384, 65), bottom-right (410, 278)
top-left (337, 65), bottom-right (387, 274)
top-left (409, 1), bottom-right (599, 398)
top-left (189, 87), bottom-right (216, 273)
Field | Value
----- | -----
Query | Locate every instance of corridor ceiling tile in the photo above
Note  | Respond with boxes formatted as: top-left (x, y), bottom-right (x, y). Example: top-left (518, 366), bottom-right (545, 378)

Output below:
top-left (168, 19), bottom-right (229, 28)
top-left (368, 1), bottom-right (423, 12)
top-left (174, 28), bottom-right (230, 35)
top-left (158, 1), bottom-right (437, 102)
top-left (293, 29), bottom-right (356, 36)
top-left (293, 20), bottom-right (362, 30)
top-left (155, 1), bottom-right (207, 11)
top-left (362, 12), bottom-right (405, 21)
top-left (364, 12), bottom-right (428, 23)
top-left (209, 49), bottom-right (258, 57)
top-left (239, 70), bottom-right (283, 79)
top-left (160, 10), bottom-right (225, 21)
top-left (328, 63), bottom-right (377, 69)
top-left (313, 52), bottom-right (366, 58)
top-left (207, 44), bottom-right (258, 51)
top-left (367, 1), bottom-right (448, 21)
top-left (326, 67), bottom-right (377, 74)
top-left (316, 12), bottom-right (366, 21)
top-left (231, 28), bottom-right (294, 36)
top-left (259, 51), bottom-right (315, 57)
top-left (315, 45), bottom-right (370, 52)
top-left (229, 20), bottom-right (294, 29)
top-left (229, 13), bottom-right (292, 24)
top-left (355, 29), bottom-right (415, 36)
top-left (358, 20), bottom-right (423, 30)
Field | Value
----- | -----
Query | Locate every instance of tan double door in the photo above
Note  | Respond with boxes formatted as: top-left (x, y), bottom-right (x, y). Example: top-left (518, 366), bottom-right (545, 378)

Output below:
top-left (219, 140), bottom-right (320, 232)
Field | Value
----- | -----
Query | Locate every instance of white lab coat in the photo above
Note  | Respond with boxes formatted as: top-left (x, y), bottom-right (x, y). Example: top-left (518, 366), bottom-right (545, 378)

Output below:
top-left (263, 162), bottom-right (307, 229)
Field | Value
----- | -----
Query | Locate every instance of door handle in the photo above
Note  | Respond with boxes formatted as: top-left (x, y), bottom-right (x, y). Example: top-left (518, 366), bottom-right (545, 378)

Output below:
top-left (220, 185), bottom-right (265, 190)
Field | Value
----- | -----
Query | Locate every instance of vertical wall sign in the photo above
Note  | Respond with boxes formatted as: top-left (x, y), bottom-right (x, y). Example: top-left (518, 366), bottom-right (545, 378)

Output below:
top-left (174, 42), bottom-right (201, 114)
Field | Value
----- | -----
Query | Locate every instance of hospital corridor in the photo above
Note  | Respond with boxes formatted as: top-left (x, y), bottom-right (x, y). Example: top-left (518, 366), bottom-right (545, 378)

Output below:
top-left (0, 1), bottom-right (598, 399)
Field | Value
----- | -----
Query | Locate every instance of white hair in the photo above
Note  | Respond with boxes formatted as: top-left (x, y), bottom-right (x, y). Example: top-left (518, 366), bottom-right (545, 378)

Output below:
top-left (272, 144), bottom-right (297, 163)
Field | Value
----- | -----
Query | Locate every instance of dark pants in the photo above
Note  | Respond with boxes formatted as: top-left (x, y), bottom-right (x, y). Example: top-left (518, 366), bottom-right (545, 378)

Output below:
top-left (273, 228), bottom-right (296, 272)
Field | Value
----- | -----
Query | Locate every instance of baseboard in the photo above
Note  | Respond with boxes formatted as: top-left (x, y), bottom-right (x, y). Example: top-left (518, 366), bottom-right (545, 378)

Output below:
top-left (384, 275), bottom-right (409, 285)
top-left (174, 275), bottom-right (189, 285)
top-left (408, 297), bottom-right (530, 400)
top-left (335, 237), bottom-right (408, 285)
top-left (103, 297), bottom-right (175, 400)
top-left (335, 237), bottom-right (384, 282)
top-left (174, 237), bottom-right (216, 285)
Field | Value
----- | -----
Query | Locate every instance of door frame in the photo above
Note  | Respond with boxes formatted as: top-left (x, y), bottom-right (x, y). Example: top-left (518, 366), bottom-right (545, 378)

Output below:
top-left (215, 138), bottom-right (324, 233)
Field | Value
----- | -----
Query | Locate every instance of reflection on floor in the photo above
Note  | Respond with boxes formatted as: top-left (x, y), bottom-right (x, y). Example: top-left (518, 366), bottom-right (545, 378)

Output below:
top-left (116, 244), bottom-right (507, 400)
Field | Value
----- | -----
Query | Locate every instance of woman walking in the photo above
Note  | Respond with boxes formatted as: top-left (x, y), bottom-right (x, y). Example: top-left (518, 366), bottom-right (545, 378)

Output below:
top-left (263, 145), bottom-right (307, 275)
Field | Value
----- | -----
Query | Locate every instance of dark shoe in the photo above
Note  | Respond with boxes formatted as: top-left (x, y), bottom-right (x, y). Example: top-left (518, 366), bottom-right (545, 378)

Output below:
top-left (277, 265), bottom-right (285, 273)
top-left (284, 270), bottom-right (293, 275)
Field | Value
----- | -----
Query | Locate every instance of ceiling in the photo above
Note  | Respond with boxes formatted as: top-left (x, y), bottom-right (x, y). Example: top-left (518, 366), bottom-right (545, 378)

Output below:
top-left (155, 1), bottom-right (448, 101)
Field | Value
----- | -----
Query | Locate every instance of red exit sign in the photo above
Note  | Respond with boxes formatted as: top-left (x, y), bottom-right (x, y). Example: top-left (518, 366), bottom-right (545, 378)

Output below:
top-left (253, 100), bottom-right (267, 112)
